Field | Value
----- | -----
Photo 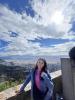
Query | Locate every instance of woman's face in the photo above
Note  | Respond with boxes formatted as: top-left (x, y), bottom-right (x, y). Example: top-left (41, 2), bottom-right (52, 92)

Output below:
top-left (36, 60), bottom-right (44, 71)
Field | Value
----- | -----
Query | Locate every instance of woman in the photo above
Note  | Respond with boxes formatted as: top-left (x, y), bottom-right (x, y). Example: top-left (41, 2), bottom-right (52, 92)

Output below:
top-left (17, 58), bottom-right (54, 100)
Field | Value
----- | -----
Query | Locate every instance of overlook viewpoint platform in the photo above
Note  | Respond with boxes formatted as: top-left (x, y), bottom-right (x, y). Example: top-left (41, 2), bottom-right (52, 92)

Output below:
top-left (0, 58), bottom-right (75, 100)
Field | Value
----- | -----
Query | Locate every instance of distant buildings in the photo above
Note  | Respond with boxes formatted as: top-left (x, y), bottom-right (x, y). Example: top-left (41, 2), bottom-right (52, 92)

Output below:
top-left (0, 59), bottom-right (61, 83)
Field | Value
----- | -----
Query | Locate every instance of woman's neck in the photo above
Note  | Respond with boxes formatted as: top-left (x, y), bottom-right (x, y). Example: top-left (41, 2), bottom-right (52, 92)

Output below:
top-left (37, 68), bottom-right (41, 72)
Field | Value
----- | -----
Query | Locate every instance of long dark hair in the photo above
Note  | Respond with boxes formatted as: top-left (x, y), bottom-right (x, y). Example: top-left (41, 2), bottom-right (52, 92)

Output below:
top-left (34, 58), bottom-right (51, 80)
top-left (35, 58), bottom-right (47, 73)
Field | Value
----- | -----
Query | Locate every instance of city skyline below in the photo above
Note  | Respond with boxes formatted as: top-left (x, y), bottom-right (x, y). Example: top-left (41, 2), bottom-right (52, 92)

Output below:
top-left (0, 55), bottom-right (68, 64)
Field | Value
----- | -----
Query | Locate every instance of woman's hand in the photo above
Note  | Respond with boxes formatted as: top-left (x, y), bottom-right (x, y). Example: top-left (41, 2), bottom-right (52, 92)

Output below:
top-left (15, 90), bottom-right (22, 95)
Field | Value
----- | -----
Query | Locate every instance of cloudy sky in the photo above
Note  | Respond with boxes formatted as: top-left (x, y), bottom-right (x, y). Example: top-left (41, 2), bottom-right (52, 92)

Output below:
top-left (0, 0), bottom-right (75, 60)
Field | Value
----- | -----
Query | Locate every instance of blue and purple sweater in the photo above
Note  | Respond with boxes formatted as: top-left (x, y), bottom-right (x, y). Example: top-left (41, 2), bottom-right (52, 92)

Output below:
top-left (20, 68), bottom-right (54, 100)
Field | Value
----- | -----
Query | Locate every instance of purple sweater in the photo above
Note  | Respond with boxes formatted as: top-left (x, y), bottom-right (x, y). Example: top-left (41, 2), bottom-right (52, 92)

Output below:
top-left (35, 69), bottom-right (41, 90)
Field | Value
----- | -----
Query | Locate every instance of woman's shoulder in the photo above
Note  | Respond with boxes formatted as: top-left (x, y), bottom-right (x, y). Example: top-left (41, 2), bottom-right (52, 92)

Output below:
top-left (41, 72), bottom-right (48, 78)
top-left (30, 68), bottom-right (35, 72)
top-left (41, 71), bottom-right (51, 80)
top-left (30, 68), bottom-right (36, 74)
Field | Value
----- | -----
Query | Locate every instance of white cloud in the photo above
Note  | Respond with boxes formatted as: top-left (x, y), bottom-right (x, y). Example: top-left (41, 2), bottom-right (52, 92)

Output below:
top-left (0, 1), bottom-right (75, 57)
top-left (31, 0), bottom-right (75, 38)
top-left (34, 41), bottom-right (75, 56)
top-left (0, 40), bottom-right (75, 57)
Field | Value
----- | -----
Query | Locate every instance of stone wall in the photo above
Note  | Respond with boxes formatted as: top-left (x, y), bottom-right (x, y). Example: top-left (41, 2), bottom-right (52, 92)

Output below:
top-left (61, 58), bottom-right (75, 100)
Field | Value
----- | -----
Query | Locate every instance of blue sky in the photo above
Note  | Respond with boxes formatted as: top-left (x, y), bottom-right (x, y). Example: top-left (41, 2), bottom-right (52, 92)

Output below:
top-left (28, 38), bottom-right (75, 47)
top-left (0, 39), bottom-right (9, 48)
top-left (0, 0), bottom-right (35, 17)
top-left (0, 0), bottom-right (75, 61)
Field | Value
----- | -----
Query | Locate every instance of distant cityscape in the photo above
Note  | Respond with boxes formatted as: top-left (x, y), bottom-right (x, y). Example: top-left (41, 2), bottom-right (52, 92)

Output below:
top-left (0, 59), bottom-right (61, 83)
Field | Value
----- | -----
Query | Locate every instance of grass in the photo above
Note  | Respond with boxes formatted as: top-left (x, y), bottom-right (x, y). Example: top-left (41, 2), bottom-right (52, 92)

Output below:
top-left (0, 79), bottom-right (24, 92)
